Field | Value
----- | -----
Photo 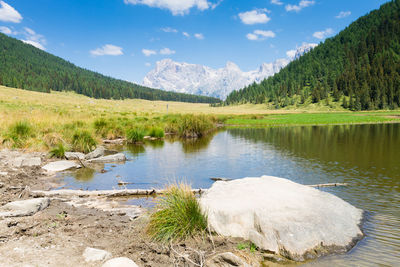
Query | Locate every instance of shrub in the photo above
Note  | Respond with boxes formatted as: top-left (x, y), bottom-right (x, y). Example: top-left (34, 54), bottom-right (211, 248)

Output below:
top-left (126, 128), bottom-right (145, 143)
top-left (72, 130), bottom-right (97, 153)
top-left (49, 143), bottom-right (66, 158)
top-left (148, 127), bottom-right (165, 138)
top-left (147, 183), bottom-right (207, 243)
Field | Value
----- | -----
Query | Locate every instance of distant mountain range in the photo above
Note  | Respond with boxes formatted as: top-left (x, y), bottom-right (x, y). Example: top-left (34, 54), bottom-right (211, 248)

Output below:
top-left (143, 43), bottom-right (317, 100)
top-left (0, 33), bottom-right (220, 103)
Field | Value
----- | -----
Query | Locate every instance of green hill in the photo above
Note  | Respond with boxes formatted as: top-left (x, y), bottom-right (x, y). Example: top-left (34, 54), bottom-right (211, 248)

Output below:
top-left (0, 33), bottom-right (220, 104)
top-left (225, 0), bottom-right (400, 110)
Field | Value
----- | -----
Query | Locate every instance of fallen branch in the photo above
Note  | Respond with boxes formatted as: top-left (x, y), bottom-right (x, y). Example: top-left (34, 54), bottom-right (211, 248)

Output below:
top-left (30, 188), bottom-right (206, 198)
top-left (210, 178), bottom-right (348, 188)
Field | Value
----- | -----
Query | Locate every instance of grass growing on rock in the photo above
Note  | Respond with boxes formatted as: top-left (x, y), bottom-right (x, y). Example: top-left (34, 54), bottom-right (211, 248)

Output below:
top-left (126, 128), bottom-right (145, 143)
top-left (148, 127), bottom-right (165, 138)
top-left (147, 184), bottom-right (208, 243)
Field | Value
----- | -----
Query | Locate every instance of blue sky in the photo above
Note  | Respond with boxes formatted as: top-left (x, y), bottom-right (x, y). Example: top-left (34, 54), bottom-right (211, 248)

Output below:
top-left (0, 0), bottom-right (389, 83)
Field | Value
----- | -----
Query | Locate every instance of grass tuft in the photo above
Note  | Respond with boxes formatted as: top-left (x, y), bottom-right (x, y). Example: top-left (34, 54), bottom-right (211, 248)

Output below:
top-left (147, 183), bottom-right (207, 243)
top-left (71, 130), bottom-right (97, 153)
top-left (148, 127), bottom-right (165, 138)
top-left (3, 121), bottom-right (33, 148)
top-left (168, 114), bottom-right (215, 138)
top-left (49, 143), bottom-right (66, 158)
top-left (126, 128), bottom-right (145, 143)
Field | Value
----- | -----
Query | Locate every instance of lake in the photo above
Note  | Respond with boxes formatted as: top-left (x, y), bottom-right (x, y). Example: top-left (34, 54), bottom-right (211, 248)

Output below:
top-left (61, 123), bottom-right (400, 266)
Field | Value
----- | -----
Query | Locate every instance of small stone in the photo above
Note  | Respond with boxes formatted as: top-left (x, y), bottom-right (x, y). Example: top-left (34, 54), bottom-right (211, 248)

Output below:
top-left (0, 198), bottom-right (50, 218)
top-left (42, 161), bottom-right (81, 172)
top-left (102, 257), bottom-right (139, 267)
top-left (65, 152), bottom-right (85, 160)
top-left (86, 153), bottom-right (126, 163)
top-left (0, 171), bottom-right (8, 176)
top-left (83, 247), bottom-right (112, 262)
top-left (21, 157), bottom-right (41, 167)
top-left (85, 146), bottom-right (106, 160)
top-left (207, 252), bottom-right (250, 267)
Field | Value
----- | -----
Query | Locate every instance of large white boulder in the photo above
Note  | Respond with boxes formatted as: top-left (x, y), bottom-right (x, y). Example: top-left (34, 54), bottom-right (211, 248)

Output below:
top-left (200, 176), bottom-right (364, 261)
top-left (83, 247), bottom-right (112, 262)
top-left (85, 146), bottom-right (106, 160)
top-left (42, 160), bottom-right (81, 172)
top-left (0, 198), bottom-right (50, 218)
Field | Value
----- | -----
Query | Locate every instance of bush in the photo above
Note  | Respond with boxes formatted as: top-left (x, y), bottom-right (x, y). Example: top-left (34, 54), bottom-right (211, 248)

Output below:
top-left (93, 118), bottom-right (108, 137)
top-left (49, 143), bottom-right (66, 158)
top-left (126, 128), bottom-right (145, 143)
top-left (72, 130), bottom-right (97, 153)
top-left (148, 127), bottom-right (165, 138)
top-left (147, 184), bottom-right (207, 243)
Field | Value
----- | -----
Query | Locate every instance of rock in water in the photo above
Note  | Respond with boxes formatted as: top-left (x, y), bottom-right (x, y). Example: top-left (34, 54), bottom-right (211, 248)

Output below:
top-left (86, 153), bottom-right (126, 163)
top-left (85, 146), bottom-right (106, 160)
top-left (65, 152), bottom-right (85, 160)
top-left (42, 160), bottom-right (81, 172)
top-left (200, 176), bottom-right (364, 261)
top-left (102, 257), bottom-right (139, 267)
top-left (0, 198), bottom-right (50, 218)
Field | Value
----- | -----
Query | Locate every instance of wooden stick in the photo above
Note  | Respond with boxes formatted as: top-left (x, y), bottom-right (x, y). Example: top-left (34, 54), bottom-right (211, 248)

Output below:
top-left (210, 178), bottom-right (348, 188)
top-left (30, 188), bottom-right (206, 198)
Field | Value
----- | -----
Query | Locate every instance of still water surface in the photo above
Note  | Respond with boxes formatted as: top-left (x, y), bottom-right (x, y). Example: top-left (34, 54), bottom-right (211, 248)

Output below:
top-left (62, 124), bottom-right (400, 266)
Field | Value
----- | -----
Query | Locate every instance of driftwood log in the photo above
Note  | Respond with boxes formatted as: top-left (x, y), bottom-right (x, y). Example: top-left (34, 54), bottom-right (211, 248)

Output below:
top-left (211, 178), bottom-right (348, 188)
top-left (30, 188), bottom-right (206, 198)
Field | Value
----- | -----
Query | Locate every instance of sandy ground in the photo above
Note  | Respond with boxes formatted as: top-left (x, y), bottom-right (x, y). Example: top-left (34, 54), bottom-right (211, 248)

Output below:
top-left (0, 150), bottom-right (267, 267)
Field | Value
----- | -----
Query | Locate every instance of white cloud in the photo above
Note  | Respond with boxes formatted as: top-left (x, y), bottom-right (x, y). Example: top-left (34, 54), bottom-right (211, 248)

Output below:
top-left (194, 33), bottom-right (204, 39)
top-left (0, 25), bottom-right (15, 34)
top-left (313, 28), bottom-right (333, 39)
top-left (22, 27), bottom-right (46, 50)
top-left (239, 9), bottom-right (270, 25)
top-left (285, 0), bottom-right (315, 12)
top-left (161, 27), bottom-right (178, 33)
top-left (124, 0), bottom-right (218, 16)
top-left (0, 1), bottom-right (22, 23)
top-left (142, 48), bottom-right (157, 56)
top-left (270, 0), bottom-right (283, 5)
top-left (336, 11), bottom-right (351, 19)
top-left (182, 32), bottom-right (190, 37)
top-left (90, 44), bottom-right (123, 56)
top-left (145, 62), bottom-right (151, 67)
top-left (246, 30), bottom-right (275, 41)
top-left (159, 47), bottom-right (175, 55)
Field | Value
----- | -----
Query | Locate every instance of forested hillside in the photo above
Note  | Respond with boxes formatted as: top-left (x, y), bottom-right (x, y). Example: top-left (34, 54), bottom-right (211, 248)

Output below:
top-left (0, 34), bottom-right (220, 103)
top-left (225, 0), bottom-right (400, 110)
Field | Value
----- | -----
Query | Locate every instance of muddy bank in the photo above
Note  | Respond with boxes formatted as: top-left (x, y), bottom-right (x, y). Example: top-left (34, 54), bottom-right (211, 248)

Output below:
top-left (0, 149), bottom-right (268, 266)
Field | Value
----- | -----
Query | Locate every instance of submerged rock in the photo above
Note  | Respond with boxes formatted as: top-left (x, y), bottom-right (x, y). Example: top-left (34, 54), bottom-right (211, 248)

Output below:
top-left (0, 198), bottom-right (50, 218)
top-left (206, 252), bottom-right (250, 267)
top-left (65, 152), bottom-right (85, 160)
top-left (86, 153), bottom-right (126, 163)
top-left (42, 160), bottom-right (81, 172)
top-left (85, 146), bottom-right (106, 160)
top-left (200, 176), bottom-right (364, 261)
top-left (83, 247), bottom-right (112, 262)
top-left (102, 257), bottom-right (139, 267)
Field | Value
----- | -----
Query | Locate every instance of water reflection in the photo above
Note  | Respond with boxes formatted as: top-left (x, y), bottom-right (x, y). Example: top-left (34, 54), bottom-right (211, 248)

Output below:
top-left (72, 167), bottom-right (96, 182)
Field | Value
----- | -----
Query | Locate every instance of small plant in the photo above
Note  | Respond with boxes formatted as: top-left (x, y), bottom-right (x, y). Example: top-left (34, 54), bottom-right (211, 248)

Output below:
top-left (126, 128), bottom-right (145, 143)
top-left (147, 183), bottom-right (207, 243)
top-left (71, 130), bottom-right (97, 153)
top-left (237, 242), bottom-right (257, 253)
top-left (148, 127), bottom-right (165, 138)
top-left (93, 118), bottom-right (109, 137)
top-left (49, 143), bottom-right (66, 158)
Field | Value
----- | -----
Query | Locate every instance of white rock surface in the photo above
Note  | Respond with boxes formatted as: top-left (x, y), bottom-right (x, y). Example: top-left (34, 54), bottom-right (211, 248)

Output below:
top-left (11, 157), bottom-right (42, 167)
top-left (0, 198), bottom-right (50, 218)
top-left (65, 152), bottom-right (85, 160)
top-left (102, 257), bottom-right (139, 267)
top-left (86, 153), bottom-right (126, 163)
top-left (42, 160), bottom-right (81, 172)
top-left (83, 247), bottom-right (112, 262)
top-left (143, 43), bottom-right (317, 100)
top-left (85, 146), bottom-right (106, 160)
top-left (200, 176), bottom-right (364, 261)
top-left (206, 252), bottom-right (250, 267)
